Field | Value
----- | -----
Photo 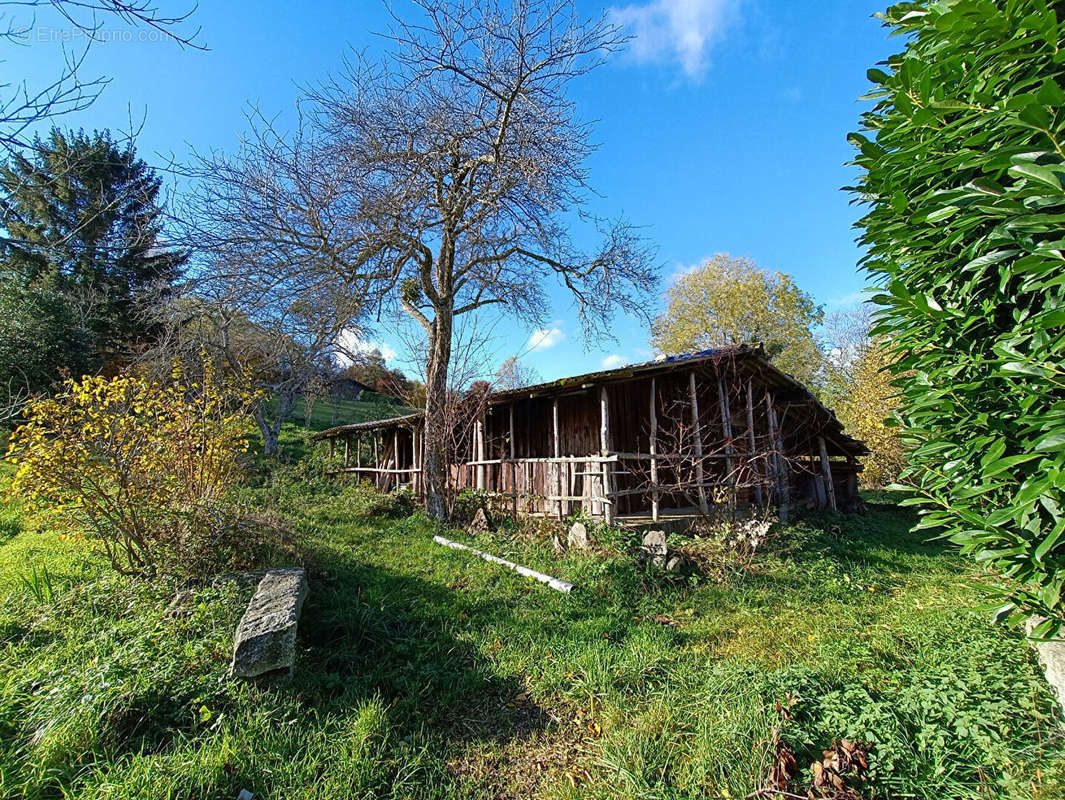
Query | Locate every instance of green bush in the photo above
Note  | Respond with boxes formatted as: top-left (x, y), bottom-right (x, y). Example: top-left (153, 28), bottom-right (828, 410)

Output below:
top-left (851, 1), bottom-right (1065, 633)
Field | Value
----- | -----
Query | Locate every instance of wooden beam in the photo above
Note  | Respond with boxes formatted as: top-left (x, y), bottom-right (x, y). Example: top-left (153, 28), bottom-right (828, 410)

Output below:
top-left (717, 375), bottom-right (736, 492)
top-left (393, 429), bottom-right (400, 489)
top-left (509, 404), bottom-right (518, 517)
top-left (690, 371), bottom-right (709, 514)
top-left (411, 427), bottom-right (419, 495)
top-left (328, 438), bottom-right (335, 460)
top-left (746, 379), bottom-right (763, 505)
top-left (475, 417), bottom-right (486, 491)
top-left (649, 376), bottom-right (659, 523)
top-left (356, 433), bottom-right (361, 469)
top-left (818, 435), bottom-right (838, 511)
top-left (558, 398), bottom-right (566, 519)
top-left (343, 436), bottom-right (350, 469)
top-left (765, 393), bottom-right (790, 521)
top-left (600, 385), bottom-right (614, 524)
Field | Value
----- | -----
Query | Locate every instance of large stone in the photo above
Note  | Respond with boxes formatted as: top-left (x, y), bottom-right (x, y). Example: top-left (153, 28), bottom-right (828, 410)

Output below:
top-left (231, 567), bottom-right (308, 680)
top-left (1028, 618), bottom-right (1065, 715)
top-left (641, 529), bottom-right (669, 567)
top-left (567, 521), bottom-right (590, 550)
top-left (467, 507), bottom-right (492, 534)
top-left (665, 555), bottom-right (687, 574)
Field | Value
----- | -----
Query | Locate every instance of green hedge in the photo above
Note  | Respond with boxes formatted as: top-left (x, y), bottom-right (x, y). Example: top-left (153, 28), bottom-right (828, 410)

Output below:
top-left (851, 0), bottom-right (1065, 633)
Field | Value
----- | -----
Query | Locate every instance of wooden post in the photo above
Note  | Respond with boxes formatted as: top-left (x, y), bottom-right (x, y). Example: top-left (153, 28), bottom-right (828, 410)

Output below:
top-left (818, 435), bottom-right (838, 512)
top-left (475, 417), bottom-right (486, 491)
top-left (343, 436), bottom-right (350, 468)
top-left (356, 433), bottom-right (361, 469)
top-left (553, 397), bottom-right (562, 519)
top-left (765, 394), bottom-right (790, 521)
top-left (689, 371), bottom-right (709, 514)
top-left (746, 379), bottom-right (763, 505)
top-left (717, 375), bottom-right (736, 496)
top-left (412, 427), bottom-right (419, 495)
top-left (649, 376), bottom-right (660, 523)
top-left (328, 437), bottom-right (335, 460)
top-left (600, 385), bottom-right (614, 524)
top-left (373, 433), bottom-right (379, 489)
top-left (509, 404), bottom-right (518, 517)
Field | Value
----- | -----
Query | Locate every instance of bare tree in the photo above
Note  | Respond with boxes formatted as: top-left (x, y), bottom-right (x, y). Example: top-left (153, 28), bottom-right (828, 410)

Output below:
top-left (145, 252), bottom-right (365, 457)
top-left (186, 0), bottom-right (657, 519)
top-left (1, 0), bottom-right (202, 154)
top-left (391, 312), bottom-right (498, 518)
top-left (495, 355), bottom-right (540, 390)
top-left (301, 372), bottom-right (329, 430)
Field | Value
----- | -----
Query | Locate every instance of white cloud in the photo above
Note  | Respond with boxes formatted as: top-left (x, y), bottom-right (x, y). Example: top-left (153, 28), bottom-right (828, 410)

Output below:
top-left (601, 354), bottom-right (626, 369)
top-left (610, 0), bottom-right (737, 77)
top-left (824, 290), bottom-right (868, 311)
top-left (668, 259), bottom-right (704, 283)
top-left (335, 330), bottom-right (398, 367)
top-left (527, 327), bottom-right (565, 352)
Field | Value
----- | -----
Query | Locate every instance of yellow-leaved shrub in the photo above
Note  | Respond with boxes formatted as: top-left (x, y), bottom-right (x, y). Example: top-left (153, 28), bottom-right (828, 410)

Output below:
top-left (6, 364), bottom-right (253, 577)
top-left (835, 342), bottom-right (907, 490)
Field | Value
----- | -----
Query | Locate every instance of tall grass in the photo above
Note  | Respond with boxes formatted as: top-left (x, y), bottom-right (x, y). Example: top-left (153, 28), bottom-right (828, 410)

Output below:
top-left (0, 471), bottom-right (1061, 799)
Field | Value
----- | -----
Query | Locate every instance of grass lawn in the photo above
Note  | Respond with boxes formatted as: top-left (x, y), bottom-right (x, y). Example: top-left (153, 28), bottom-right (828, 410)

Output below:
top-left (273, 394), bottom-right (415, 433)
top-left (0, 466), bottom-right (1063, 798)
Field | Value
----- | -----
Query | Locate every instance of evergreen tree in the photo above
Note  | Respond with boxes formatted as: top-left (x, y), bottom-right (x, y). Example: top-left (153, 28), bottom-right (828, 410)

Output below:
top-left (1, 128), bottom-right (185, 364)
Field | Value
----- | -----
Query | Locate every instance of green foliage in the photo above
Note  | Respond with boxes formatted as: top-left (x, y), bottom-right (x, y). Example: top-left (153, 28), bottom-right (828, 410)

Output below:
top-left (650, 254), bottom-right (824, 387)
top-left (0, 128), bottom-right (185, 376)
top-left (851, 1), bottom-right (1065, 632)
top-left (833, 339), bottom-right (908, 489)
top-left (338, 346), bottom-right (421, 404)
top-left (0, 281), bottom-right (93, 407)
top-left (6, 369), bottom-right (252, 579)
top-left (0, 482), bottom-right (1060, 799)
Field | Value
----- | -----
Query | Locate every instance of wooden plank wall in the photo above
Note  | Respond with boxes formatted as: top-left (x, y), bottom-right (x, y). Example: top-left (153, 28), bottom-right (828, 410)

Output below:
top-left (324, 357), bottom-right (864, 516)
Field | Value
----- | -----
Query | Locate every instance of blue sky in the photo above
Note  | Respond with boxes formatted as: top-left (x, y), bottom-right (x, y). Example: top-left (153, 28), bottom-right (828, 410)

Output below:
top-left (6, 0), bottom-right (895, 382)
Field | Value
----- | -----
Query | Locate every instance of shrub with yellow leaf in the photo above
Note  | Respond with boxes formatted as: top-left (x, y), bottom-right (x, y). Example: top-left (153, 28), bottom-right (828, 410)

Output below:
top-left (835, 341), bottom-right (907, 489)
top-left (5, 365), bottom-right (252, 578)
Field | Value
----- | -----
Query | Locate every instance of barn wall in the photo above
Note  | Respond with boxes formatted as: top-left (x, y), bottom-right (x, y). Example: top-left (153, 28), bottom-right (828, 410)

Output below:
top-left (325, 355), bottom-right (864, 518)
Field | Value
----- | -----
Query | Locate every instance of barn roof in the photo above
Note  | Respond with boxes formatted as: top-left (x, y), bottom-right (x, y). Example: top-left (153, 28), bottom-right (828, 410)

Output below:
top-left (486, 344), bottom-right (763, 402)
top-left (314, 344), bottom-right (867, 456)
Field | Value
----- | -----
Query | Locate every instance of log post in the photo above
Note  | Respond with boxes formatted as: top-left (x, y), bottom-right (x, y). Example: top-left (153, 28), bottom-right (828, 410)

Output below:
top-left (818, 435), bottom-right (838, 512)
top-left (509, 404), bottom-right (518, 517)
top-left (553, 397), bottom-right (562, 519)
top-left (475, 416), bottom-right (486, 491)
top-left (716, 374), bottom-right (736, 497)
top-left (373, 433), bottom-right (380, 489)
top-left (356, 433), bottom-right (361, 469)
top-left (394, 429), bottom-right (400, 489)
top-left (412, 427), bottom-right (419, 495)
top-left (600, 386), bottom-right (614, 524)
top-left (690, 371), bottom-right (709, 514)
top-left (649, 376), bottom-right (660, 523)
top-left (343, 436), bottom-right (350, 469)
top-left (328, 437), bottom-right (335, 460)
top-left (746, 379), bottom-right (763, 505)
top-left (765, 393), bottom-right (790, 522)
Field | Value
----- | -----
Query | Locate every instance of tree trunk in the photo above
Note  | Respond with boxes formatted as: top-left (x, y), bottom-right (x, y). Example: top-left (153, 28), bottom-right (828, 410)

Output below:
top-left (422, 311), bottom-right (453, 521)
top-left (255, 388), bottom-right (296, 458)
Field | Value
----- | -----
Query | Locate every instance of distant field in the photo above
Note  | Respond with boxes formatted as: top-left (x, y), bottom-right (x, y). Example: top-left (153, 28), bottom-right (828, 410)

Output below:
top-left (270, 393), bottom-right (417, 432)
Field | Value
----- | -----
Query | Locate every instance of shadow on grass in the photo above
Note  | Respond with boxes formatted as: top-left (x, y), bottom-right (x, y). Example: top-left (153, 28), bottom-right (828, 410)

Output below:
top-left (779, 502), bottom-right (964, 574)
top-left (296, 558), bottom-right (550, 746)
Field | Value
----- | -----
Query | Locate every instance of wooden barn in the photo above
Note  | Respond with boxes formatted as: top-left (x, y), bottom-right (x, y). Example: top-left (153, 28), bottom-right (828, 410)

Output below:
top-left (314, 346), bottom-right (867, 524)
